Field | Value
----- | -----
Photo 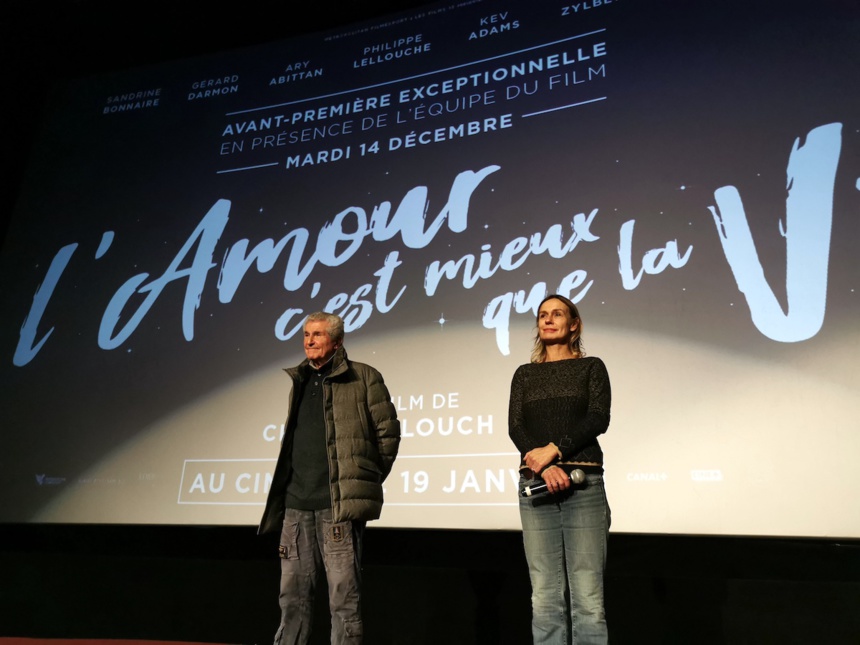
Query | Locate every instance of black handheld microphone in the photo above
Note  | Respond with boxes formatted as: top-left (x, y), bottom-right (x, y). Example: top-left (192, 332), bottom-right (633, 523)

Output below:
top-left (520, 469), bottom-right (586, 497)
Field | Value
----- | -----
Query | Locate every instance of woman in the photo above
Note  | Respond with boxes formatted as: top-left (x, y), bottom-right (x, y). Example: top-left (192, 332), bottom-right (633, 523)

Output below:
top-left (509, 294), bottom-right (611, 644)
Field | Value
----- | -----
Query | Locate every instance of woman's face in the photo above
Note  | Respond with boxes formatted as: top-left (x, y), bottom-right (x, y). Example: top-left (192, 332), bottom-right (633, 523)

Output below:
top-left (538, 298), bottom-right (578, 345)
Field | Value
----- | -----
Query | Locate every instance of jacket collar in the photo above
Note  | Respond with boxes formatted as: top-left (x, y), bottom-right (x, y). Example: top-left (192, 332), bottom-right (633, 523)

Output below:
top-left (289, 346), bottom-right (349, 379)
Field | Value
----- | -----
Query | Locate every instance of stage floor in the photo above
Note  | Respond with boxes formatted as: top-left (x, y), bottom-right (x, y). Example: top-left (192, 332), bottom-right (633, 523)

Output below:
top-left (0, 640), bottom-right (237, 645)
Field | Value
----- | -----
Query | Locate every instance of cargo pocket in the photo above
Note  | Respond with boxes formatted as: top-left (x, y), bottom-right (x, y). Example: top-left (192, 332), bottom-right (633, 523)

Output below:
top-left (322, 519), bottom-right (355, 572)
top-left (278, 521), bottom-right (300, 560)
top-left (343, 617), bottom-right (363, 639)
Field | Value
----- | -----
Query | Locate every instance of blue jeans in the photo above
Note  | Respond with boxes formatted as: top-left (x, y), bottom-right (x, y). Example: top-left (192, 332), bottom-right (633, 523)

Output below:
top-left (519, 474), bottom-right (610, 645)
top-left (275, 508), bottom-right (365, 645)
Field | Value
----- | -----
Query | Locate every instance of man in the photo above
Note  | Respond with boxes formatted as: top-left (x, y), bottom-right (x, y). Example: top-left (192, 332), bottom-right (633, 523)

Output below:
top-left (259, 311), bottom-right (400, 645)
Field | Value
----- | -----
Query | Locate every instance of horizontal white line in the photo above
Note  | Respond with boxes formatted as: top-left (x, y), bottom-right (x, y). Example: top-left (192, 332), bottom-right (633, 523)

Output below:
top-left (177, 501), bottom-right (265, 505)
top-left (216, 162), bottom-right (280, 174)
top-left (522, 96), bottom-right (606, 118)
top-left (183, 458), bottom-right (277, 463)
top-left (385, 502), bottom-right (518, 507)
top-left (397, 452), bottom-right (519, 459)
top-left (175, 501), bottom-right (518, 507)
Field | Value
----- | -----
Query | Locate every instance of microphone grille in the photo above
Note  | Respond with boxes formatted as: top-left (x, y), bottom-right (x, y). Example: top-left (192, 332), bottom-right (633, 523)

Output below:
top-left (570, 469), bottom-right (586, 484)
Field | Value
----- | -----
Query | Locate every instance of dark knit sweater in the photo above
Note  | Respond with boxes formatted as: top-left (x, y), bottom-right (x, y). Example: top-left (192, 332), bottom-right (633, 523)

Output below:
top-left (286, 359), bottom-right (333, 510)
top-left (508, 356), bottom-right (611, 469)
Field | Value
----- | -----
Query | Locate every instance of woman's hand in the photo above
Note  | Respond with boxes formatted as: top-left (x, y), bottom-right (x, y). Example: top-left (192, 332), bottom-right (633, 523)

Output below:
top-left (524, 443), bottom-right (561, 473)
top-left (539, 465), bottom-right (571, 494)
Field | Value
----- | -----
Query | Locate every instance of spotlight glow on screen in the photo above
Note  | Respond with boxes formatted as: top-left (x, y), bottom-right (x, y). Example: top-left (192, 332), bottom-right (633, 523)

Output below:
top-left (1, 0), bottom-right (858, 538)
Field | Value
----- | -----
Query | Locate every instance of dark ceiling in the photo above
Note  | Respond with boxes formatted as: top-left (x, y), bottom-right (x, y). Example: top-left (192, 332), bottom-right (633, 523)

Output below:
top-left (4, 0), bottom-right (440, 76)
top-left (0, 0), bottom-right (439, 241)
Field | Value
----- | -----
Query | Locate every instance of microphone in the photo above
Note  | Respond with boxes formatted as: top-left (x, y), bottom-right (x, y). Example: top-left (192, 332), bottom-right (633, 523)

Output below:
top-left (520, 469), bottom-right (586, 497)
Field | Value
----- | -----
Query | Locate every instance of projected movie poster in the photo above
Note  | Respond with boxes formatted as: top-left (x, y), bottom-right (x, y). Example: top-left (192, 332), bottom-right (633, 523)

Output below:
top-left (1, 0), bottom-right (858, 537)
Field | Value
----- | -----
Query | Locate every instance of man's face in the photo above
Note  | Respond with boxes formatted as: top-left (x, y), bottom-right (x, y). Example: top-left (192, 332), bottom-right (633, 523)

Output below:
top-left (304, 319), bottom-right (339, 367)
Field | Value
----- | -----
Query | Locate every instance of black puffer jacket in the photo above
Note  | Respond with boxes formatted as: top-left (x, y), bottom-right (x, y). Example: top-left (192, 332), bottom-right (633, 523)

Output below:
top-left (259, 347), bottom-right (400, 533)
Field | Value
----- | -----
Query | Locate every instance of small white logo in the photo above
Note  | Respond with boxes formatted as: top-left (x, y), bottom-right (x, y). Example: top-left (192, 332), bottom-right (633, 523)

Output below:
top-left (690, 469), bottom-right (723, 482)
top-left (626, 472), bottom-right (669, 482)
top-left (35, 474), bottom-right (66, 486)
